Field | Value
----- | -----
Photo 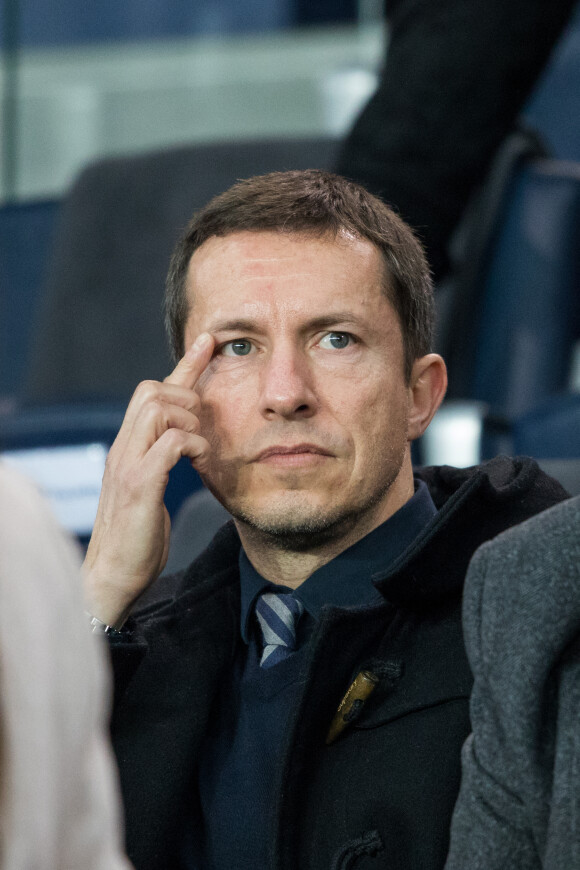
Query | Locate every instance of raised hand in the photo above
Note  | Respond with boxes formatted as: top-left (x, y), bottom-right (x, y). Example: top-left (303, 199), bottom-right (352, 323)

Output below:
top-left (83, 333), bottom-right (215, 627)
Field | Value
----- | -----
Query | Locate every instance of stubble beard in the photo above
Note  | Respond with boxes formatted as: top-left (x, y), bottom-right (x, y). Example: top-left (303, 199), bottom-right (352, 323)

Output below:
top-left (212, 468), bottom-right (403, 553)
top-left (201, 431), bottom-right (408, 554)
top-left (230, 500), bottom-right (362, 551)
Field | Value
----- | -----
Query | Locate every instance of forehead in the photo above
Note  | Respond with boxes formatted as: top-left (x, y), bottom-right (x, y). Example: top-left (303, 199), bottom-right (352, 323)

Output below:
top-left (184, 230), bottom-right (391, 327)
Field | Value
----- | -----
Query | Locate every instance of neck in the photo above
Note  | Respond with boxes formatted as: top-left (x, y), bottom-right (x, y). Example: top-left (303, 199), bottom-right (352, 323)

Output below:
top-left (235, 463), bottom-right (415, 589)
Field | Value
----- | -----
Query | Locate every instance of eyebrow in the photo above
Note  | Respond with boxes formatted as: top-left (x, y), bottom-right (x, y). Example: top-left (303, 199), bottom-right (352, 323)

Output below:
top-left (208, 312), bottom-right (369, 334)
top-left (208, 318), bottom-right (263, 334)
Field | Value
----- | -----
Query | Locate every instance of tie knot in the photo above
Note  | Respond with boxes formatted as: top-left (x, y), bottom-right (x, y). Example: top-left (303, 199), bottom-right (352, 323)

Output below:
top-left (255, 592), bottom-right (305, 669)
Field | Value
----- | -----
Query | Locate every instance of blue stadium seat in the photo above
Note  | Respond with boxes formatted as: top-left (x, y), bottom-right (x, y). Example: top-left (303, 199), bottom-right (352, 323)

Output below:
top-left (513, 393), bottom-right (580, 458)
top-left (469, 159), bottom-right (580, 418)
top-left (440, 151), bottom-right (580, 423)
top-left (440, 6), bottom-right (580, 419)
top-left (513, 393), bottom-right (580, 495)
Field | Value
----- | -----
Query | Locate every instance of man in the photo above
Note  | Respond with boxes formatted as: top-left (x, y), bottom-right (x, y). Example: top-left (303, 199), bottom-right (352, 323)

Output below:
top-left (83, 170), bottom-right (567, 870)
top-left (446, 495), bottom-right (580, 870)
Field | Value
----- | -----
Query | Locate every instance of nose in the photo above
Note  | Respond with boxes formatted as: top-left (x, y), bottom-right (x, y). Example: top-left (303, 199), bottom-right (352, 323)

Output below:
top-left (259, 344), bottom-right (317, 420)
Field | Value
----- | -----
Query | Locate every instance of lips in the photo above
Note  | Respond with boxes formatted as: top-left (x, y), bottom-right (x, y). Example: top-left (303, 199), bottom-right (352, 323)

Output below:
top-left (254, 443), bottom-right (334, 462)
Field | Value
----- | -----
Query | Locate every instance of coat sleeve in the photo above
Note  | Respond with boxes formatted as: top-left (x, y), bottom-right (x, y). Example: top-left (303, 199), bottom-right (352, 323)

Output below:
top-left (444, 541), bottom-right (539, 869)
top-left (0, 465), bottom-right (133, 870)
top-left (336, 0), bottom-right (576, 281)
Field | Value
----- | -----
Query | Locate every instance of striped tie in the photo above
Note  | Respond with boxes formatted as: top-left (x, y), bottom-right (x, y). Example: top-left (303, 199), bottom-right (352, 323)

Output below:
top-left (255, 592), bottom-right (305, 669)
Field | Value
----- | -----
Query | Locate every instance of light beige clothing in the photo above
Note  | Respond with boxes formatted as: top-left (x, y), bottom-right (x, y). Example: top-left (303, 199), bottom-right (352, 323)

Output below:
top-left (0, 464), bottom-right (132, 870)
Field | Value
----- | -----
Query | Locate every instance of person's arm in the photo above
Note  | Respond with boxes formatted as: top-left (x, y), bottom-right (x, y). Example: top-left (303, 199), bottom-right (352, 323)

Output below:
top-left (0, 465), bottom-right (133, 870)
top-left (83, 332), bottom-right (215, 628)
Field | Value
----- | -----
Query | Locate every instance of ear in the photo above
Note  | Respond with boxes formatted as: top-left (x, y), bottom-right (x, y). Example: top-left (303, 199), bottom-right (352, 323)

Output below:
top-left (407, 354), bottom-right (447, 441)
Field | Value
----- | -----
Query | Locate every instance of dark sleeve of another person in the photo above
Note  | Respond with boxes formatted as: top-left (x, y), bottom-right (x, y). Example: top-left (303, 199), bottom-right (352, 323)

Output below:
top-left (336, 0), bottom-right (577, 282)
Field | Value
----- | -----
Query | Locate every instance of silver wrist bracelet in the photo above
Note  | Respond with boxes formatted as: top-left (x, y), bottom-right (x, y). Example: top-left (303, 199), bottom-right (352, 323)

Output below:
top-left (85, 612), bottom-right (124, 636)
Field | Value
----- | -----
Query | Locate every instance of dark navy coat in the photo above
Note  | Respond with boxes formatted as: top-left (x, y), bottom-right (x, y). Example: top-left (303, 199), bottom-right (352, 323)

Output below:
top-left (110, 457), bottom-right (567, 870)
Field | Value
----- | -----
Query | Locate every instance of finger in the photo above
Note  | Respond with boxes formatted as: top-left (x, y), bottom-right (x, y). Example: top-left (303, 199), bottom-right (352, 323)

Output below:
top-left (116, 381), bottom-right (200, 454)
top-left (164, 332), bottom-right (215, 390)
top-left (121, 381), bottom-right (201, 435)
top-left (108, 402), bottom-right (202, 468)
top-left (105, 425), bottom-right (209, 512)
top-left (144, 428), bottom-right (212, 478)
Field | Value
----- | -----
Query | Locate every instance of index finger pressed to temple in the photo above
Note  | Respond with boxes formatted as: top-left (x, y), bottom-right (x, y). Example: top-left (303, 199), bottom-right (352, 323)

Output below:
top-left (164, 332), bottom-right (215, 389)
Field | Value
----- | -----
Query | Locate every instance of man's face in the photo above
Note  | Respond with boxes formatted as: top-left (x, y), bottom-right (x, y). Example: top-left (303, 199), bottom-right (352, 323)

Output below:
top-left (184, 230), bottom-right (416, 546)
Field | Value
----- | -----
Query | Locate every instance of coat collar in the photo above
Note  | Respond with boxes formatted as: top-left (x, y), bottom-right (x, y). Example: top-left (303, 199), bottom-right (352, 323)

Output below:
top-left (169, 455), bottom-right (567, 616)
top-left (374, 455), bottom-right (569, 608)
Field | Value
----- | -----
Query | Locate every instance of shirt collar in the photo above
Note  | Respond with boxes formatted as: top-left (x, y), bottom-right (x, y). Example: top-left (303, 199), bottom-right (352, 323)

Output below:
top-left (239, 478), bottom-right (437, 642)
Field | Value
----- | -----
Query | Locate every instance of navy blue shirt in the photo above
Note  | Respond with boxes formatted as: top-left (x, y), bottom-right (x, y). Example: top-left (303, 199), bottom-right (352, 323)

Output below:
top-left (196, 481), bottom-right (436, 869)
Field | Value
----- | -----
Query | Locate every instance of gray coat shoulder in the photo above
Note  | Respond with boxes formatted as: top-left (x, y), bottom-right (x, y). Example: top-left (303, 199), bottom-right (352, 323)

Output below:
top-left (464, 495), bottom-right (580, 665)
top-left (446, 495), bottom-right (580, 870)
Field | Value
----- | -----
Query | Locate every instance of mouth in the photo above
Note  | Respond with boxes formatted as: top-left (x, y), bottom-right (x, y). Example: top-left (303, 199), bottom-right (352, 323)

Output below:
top-left (254, 443), bottom-right (334, 466)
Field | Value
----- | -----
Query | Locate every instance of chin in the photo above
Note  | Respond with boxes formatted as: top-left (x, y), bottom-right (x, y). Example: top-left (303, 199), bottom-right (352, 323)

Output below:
top-left (227, 494), bottom-right (367, 551)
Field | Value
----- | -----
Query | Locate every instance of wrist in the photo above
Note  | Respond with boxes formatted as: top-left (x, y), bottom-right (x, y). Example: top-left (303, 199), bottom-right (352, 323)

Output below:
top-left (82, 564), bottom-right (139, 630)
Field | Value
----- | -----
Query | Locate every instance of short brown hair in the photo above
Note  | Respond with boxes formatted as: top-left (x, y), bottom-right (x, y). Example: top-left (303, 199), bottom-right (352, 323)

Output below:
top-left (165, 169), bottom-right (434, 380)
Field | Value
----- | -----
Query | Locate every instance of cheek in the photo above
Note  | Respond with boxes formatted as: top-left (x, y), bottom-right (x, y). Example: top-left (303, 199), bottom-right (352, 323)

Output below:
top-left (319, 363), bottom-right (403, 419)
top-left (197, 354), bottom-right (260, 389)
top-left (340, 379), bottom-right (409, 450)
top-left (314, 352), bottom-right (370, 382)
top-left (197, 373), bottom-right (257, 448)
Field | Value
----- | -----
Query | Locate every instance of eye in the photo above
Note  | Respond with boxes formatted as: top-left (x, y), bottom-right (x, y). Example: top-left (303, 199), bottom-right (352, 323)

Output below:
top-left (318, 332), bottom-right (354, 350)
top-left (220, 339), bottom-right (255, 357)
